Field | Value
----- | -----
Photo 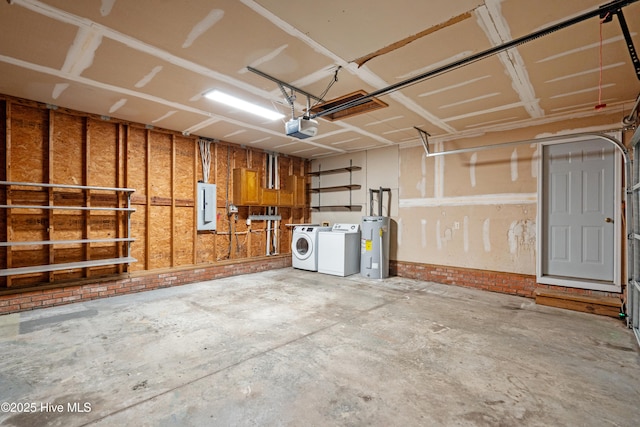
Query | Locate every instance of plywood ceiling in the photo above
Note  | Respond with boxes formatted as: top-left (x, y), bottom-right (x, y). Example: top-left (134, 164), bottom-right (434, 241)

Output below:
top-left (0, 0), bottom-right (639, 158)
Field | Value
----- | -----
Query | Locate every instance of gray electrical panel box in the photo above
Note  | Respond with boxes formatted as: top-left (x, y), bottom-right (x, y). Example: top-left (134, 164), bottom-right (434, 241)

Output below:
top-left (197, 182), bottom-right (216, 231)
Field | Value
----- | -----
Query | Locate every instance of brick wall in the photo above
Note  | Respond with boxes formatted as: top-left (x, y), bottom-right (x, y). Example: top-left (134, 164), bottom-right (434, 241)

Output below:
top-left (0, 255), bottom-right (291, 315)
top-left (2, 257), bottom-right (623, 315)
top-left (391, 260), bottom-right (622, 299)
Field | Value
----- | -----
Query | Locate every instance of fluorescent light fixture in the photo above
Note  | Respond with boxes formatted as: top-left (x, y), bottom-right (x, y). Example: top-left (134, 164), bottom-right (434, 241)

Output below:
top-left (204, 90), bottom-right (284, 121)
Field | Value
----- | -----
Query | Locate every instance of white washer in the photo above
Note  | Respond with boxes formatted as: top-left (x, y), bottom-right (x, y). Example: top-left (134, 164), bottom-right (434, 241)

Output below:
top-left (318, 223), bottom-right (361, 276)
top-left (291, 225), bottom-right (331, 271)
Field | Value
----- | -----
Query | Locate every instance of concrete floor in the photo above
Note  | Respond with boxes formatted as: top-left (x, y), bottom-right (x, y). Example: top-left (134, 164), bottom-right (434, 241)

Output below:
top-left (0, 268), bottom-right (638, 427)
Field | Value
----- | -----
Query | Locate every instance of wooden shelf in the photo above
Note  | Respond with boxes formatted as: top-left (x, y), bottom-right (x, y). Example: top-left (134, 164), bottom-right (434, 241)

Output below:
top-left (307, 166), bottom-right (362, 177)
top-left (0, 180), bottom-right (135, 193)
top-left (311, 205), bottom-right (362, 211)
top-left (309, 184), bottom-right (361, 193)
top-left (0, 204), bottom-right (135, 212)
top-left (0, 238), bottom-right (135, 247)
top-left (0, 257), bottom-right (137, 277)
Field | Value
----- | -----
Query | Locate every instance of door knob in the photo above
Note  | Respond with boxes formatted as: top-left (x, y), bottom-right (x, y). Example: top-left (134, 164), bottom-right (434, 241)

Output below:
top-left (605, 217), bottom-right (614, 223)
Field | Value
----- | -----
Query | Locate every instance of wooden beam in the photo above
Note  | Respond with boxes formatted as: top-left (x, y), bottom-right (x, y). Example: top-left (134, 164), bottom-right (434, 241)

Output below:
top-left (5, 101), bottom-right (12, 288)
top-left (125, 125), bottom-right (132, 270)
top-left (193, 139), bottom-right (198, 265)
top-left (83, 117), bottom-right (91, 278)
top-left (4, 101), bottom-right (10, 181)
top-left (535, 289), bottom-right (621, 318)
top-left (347, 8), bottom-right (471, 68)
top-left (211, 140), bottom-right (217, 262)
top-left (171, 134), bottom-right (175, 268)
top-left (145, 129), bottom-right (151, 269)
top-left (116, 123), bottom-right (124, 274)
top-left (47, 108), bottom-right (54, 283)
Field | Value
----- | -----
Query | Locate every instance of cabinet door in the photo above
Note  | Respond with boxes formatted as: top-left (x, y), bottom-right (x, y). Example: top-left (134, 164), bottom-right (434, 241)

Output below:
top-left (287, 175), bottom-right (306, 206)
top-left (278, 190), bottom-right (294, 206)
top-left (259, 188), bottom-right (279, 206)
top-left (233, 168), bottom-right (259, 205)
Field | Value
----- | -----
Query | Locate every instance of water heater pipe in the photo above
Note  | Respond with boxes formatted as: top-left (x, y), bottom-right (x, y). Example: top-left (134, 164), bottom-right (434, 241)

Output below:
top-left (379, 226), bottom-right (384, 279)
top-left (369, 187), bottom-right (391, 216)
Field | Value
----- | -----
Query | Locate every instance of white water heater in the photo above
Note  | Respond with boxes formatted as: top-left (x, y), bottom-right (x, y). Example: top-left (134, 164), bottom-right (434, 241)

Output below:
top-left (360, 216), bottom-right (390, 279)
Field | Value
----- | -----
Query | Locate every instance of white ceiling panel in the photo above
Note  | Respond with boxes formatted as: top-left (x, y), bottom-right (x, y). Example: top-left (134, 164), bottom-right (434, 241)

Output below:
top-left (0, 0), bottom-right (637, 158)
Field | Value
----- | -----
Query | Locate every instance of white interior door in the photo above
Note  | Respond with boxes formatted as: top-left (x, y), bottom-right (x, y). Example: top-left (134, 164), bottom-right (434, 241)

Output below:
top-left (539, 138), bottom-right (619, 290)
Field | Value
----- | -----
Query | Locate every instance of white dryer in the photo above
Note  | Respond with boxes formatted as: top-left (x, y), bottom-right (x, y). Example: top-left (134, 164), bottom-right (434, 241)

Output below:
top-left (291, 225), bottom-right (331, 271)
top-left (318, 223), bottom-right (361, 276)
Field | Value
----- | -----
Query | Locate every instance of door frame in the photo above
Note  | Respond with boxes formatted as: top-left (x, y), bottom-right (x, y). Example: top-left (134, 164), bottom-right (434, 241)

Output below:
top-left (536, 134), bottom-right (622, 292)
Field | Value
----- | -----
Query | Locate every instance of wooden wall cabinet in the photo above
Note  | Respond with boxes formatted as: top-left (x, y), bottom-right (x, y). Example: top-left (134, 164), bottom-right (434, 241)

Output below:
top-left (233, 168), bottom-right (306, 207)
top-left (287, 175), bottom-right (306, 207)
top-left (232, 168), bottom-right (259, 205)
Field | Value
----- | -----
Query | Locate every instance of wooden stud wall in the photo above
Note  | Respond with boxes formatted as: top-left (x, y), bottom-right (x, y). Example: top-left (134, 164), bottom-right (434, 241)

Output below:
top-left (174, 135), bottom-right (195, 267)
top-left (0, 101), bottom-right (7, 285)
top-left (116, 124), bottom-right (126, 274)
top-left (127, 126), bottom-right (147, 271)
top-left (7, 103), bottom-right (49, 287)
top-left (0, 95), bottom-right (309, 292)
top-left (89, 117), bottom-right (119, 278)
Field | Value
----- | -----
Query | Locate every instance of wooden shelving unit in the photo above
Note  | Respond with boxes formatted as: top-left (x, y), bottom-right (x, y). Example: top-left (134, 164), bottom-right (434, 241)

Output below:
top-left (0, 181), bottom-right (136, 280)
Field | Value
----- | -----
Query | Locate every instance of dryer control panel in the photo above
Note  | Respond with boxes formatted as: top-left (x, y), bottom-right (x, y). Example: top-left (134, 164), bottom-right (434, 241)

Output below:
top-left (332, 223), bottom-right (360, 232)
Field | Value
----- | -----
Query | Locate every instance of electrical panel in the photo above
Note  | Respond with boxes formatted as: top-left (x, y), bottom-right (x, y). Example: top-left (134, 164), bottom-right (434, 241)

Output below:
top-left (197, 183), bottom-right (216, 231)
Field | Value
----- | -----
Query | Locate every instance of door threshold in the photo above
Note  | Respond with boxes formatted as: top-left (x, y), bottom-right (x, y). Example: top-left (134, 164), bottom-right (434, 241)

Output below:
top-left (537, 275), bottom-right (621, 292)
top-left (534, 288), bottom-right (622, 318)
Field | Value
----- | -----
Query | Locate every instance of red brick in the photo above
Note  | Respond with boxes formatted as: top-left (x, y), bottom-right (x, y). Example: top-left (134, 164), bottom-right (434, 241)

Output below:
top-left (0, 257), bottom-right (291, 313)
top-left (31, 294), bottom-right (54, 302)
top-left (11, 297), bottom-right (33, 305)
top-left (53, 291), bottom-right (72, 299)
top-left (20, 290), bottom-right (43, 298)
top-left (20, 301), bottom-right (42, 309)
